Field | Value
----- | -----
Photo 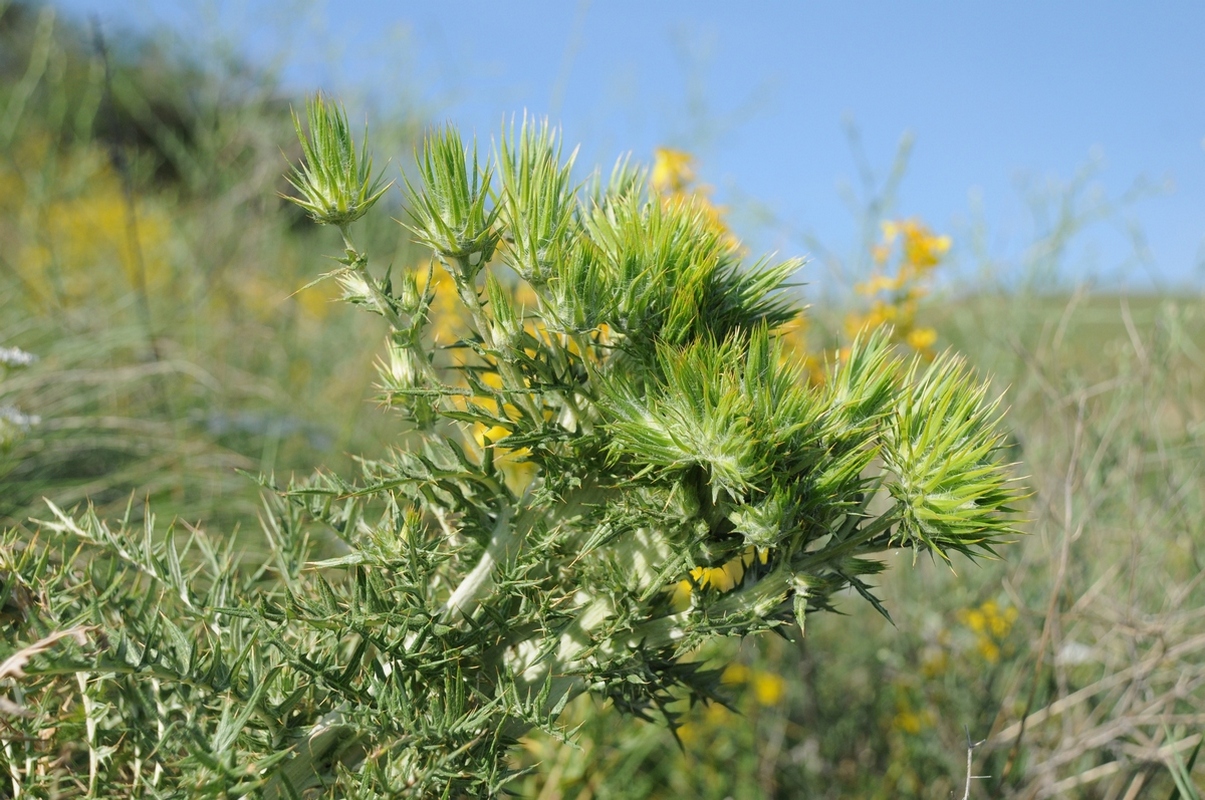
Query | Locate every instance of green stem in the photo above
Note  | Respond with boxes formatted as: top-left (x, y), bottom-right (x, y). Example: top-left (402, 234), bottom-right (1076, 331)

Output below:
top-left (338, 226), bottom-right (444, 391)
top-left (793, 506), bottom-right (902, 572)
top-left (560, 332), bottom-right (597, 435)
top-left (450, 256), bottom-right (544, 423)
top-left (440, 505), bottom-right (522, 623)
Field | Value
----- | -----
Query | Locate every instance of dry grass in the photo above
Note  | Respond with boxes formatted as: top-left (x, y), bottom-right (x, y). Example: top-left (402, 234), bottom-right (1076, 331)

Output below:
top-left (945, 291), bottom-right (1205, 798)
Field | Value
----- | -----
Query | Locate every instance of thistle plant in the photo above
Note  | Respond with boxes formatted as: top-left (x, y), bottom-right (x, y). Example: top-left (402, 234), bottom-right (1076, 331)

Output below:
top-left (1, 97), bottom-right (1020, 798)
top-left (285, 93), bottom-right (392, 229)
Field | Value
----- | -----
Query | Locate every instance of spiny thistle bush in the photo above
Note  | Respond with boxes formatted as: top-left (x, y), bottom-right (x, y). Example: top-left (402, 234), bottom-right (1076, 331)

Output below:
top-left (512, 149), bottom-right (962, 797)
top-left (0, 97), bottom-right (1021, 797)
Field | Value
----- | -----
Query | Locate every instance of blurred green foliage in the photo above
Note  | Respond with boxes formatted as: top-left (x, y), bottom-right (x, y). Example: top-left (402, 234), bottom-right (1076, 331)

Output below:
top-left (0, 0), bottom-right (420, 533)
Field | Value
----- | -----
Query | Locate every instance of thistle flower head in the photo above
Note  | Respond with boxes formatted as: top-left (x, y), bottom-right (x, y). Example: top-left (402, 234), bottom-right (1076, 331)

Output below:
top-left (285, 93), bottom-right (392, 227)
top-left (401, 126), bottom-right (501, 269)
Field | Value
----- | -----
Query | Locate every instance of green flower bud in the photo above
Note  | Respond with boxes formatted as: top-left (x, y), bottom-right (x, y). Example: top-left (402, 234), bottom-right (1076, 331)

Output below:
top-left (285, 93), bottom-right (392, 227)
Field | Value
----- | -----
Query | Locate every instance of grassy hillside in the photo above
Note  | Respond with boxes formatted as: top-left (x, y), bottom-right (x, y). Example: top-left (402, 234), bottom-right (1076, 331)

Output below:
top-left (2, 2), bottom-right (1203, 796)
top-left (0, 1), bottom-right (422, 533)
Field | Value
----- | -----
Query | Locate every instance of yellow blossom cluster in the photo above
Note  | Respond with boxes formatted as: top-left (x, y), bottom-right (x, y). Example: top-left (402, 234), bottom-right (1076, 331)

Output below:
top-left (459, 370), bottom-right (537, 492)
top-left (675, 661), bottom-right (786, 746)
top-left (650, 147), bottom-right (741, 253)
top-left (2, 130), bottom-right (338, 322)
top-left (721, 662), bottom-right (786, 707)
top-left (650, 147), bottom-right (695, 195)
top-left (1, 133), bottom-right (173, 307)
top-left (957, 599), bottom-right (1018, 664)
top-left (892, 693), bottom-right (936, 735)
top-left (846, 218), bottom-right (951, 359)
top-left (888, 598), bottom-right (1018, 746)
top-left (668, 546), bottom-right (768, 611)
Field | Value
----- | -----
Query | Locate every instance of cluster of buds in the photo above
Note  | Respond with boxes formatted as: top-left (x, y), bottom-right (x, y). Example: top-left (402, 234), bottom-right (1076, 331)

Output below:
top-left (284, 94), bottom-right (392, 229)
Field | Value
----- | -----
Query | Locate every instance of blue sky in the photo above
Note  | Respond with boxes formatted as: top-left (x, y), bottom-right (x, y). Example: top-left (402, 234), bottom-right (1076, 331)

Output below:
top-left (55, 0), bottom-right (1205, 289)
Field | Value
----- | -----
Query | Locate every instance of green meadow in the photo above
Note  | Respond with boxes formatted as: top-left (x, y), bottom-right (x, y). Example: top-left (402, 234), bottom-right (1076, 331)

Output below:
top-left (2, 5), bottom-right (1203, 797)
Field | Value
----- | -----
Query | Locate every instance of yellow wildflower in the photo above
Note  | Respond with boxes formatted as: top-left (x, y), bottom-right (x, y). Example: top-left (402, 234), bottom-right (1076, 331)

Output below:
top-left (845, 217), bottom-right (950, 359)
top-left (856, 274), bottom-right (903, 296)
top-left (669, 547), bottom-right (767, 610)
top-left (651, 148), bottom-right (695, 195)
top-left (690, 560), bottom-right (743, 592)
top-left (904, 327), bottom-right (937, 351)
top-left (751, 671), bottom-right (785, 706)
top-left (419, 265), bottom-right (472, 342)
top-left (957, 600), bottom-right (1018, 665)
top-left (721, 663), bottom-right (750, 685)
top-left (900, 220), bottom-right (951, 270)
top-left (978, 640), bottom-right (1002, 663)
top-left (719, 663), bottom-right (783, 706)
top-left (10, 132), bottom-right (175, 306)
top-left (893, 709), bottom-right (925, 735)
top-left (473, 424), bottom-right (512, 447)
top-left (650, 146), bottom-right (741, 253)
top-left (669, 580), bottom-right (693, 611)
top-left (891, 694), bottom-right (934, 735)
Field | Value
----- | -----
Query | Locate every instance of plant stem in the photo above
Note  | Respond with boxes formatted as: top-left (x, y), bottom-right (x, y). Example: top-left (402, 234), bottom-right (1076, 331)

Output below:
top-left (451, 255), bottom-right (543, 422)
top-left (441, 505), bottom-right (521, 623)
top-left (338, 225), bottom-right (444, 390)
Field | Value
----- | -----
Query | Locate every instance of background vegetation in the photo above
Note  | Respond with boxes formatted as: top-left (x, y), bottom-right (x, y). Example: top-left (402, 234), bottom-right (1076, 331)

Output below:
top-left (2, 2), bottom-right (1203, 796)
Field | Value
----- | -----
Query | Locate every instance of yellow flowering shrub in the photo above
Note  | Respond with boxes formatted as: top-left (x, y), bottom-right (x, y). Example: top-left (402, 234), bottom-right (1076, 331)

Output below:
top-left (2, 133), bottom-right (173, 305)
top-left (862, 595), bottom-right (1021, 796)
top-left (1, 129), bottom-right (341, 323)
top-left (722, 662), bottom-right (787, 707)
top-left (846, 218), bottom-right (951, 359)
top-left (665, 660), bottom-right (787, 748)
top-left (651, 147), bottom-right (741, 253)
top-left (892, 692), bottom-right (936, 736)
top-left (651, 153), bottom-right (953, 374)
